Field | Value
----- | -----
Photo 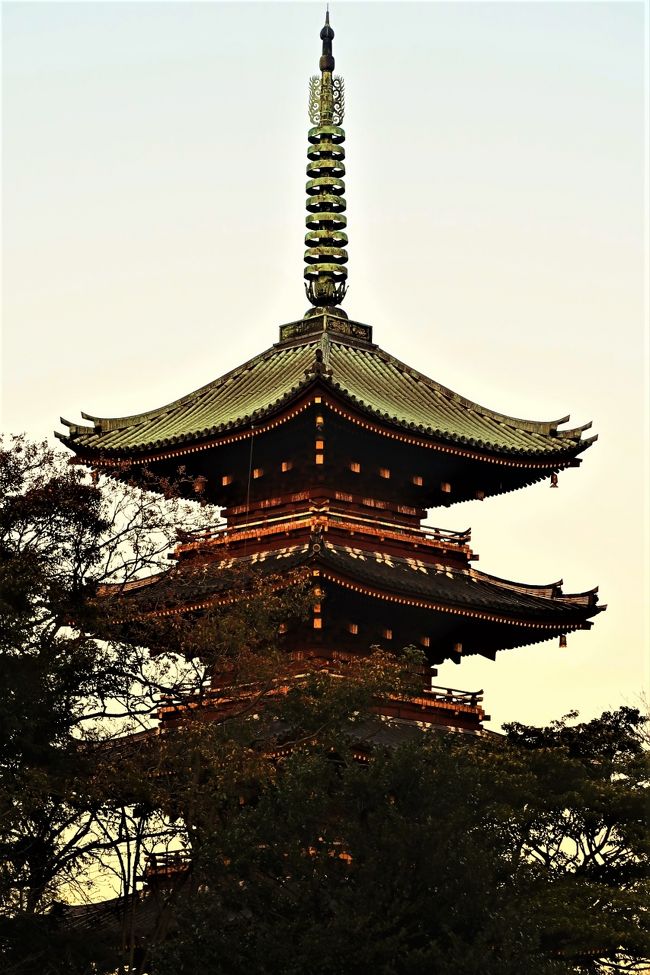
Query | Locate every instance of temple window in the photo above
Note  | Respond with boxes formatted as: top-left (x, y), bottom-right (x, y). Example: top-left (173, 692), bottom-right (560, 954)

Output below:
top-left (281, 460), bottom-right (293, 472)
top-left (253, 468), bottom-right (264, 479)
top-left (315, 439), bottom-right (324, 450)
top-left (313, 618), bottom-right (322, 630)
top-left (348, 622), bottom-right (359, 635)
top-left (350, 462), bottom-right (361, 473)
top-left (421, 636), bottom-right (431, 647)
top-left (221, 475), bottom-right (233, 486)
top-left (379, 467), bottom-right (391, 479)
top-left (441, 481), bottom-right (452, 494)
top-left (315, 453), bottom-right (324, 465)
top-left (412, 475), bottom-right (423, 486)
top-left (383, 627), bottom-right (393, 640)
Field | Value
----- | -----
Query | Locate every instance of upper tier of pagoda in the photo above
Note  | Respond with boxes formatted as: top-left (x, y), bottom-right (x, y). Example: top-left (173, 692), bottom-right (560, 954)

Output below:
top-left (57, 13), bottom-right (595, 507)
top-left (58, 312), bottom-right (596, 511)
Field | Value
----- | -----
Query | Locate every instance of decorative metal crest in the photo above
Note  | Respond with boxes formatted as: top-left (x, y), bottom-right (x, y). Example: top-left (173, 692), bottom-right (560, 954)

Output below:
top-left (308, 76), bottom-right (321, 125)
top-left (308, 75), bottom-right (345, 126)
top-left (332, 77), bottom-right (345, 125)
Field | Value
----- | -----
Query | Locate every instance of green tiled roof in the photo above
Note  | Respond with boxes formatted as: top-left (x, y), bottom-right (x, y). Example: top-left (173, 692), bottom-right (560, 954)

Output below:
top-left (326, 342), bottom-right (593, 456)
top-left (58, 321), bottom-right (595, 459)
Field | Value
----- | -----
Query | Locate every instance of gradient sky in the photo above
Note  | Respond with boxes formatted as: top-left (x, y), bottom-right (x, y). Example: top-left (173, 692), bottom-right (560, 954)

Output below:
top-left (2, 1), bottom-right (647, 730)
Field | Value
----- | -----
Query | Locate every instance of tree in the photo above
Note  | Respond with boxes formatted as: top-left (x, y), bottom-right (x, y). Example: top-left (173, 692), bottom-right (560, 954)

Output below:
top-left (0, 437), bottom-right (202, 969)
top-left (0, 438), bottom-right (410, 973)
top-left (1, 438), bottom-right (648, 975)
top-left (0, 437), bottom-right (226, 970)
top-left (149, 707), bottom-right (648, 975)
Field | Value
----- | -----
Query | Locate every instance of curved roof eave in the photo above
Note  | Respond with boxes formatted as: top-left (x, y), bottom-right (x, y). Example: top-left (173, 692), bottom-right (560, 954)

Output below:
top-left (95, 540), bottom-right (602, 665)
top-left (56, 333), bottom-right (595, 462)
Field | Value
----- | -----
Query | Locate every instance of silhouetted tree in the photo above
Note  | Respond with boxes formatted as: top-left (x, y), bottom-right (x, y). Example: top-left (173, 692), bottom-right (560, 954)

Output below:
top-left (1, 439), bottom-right (647, 975)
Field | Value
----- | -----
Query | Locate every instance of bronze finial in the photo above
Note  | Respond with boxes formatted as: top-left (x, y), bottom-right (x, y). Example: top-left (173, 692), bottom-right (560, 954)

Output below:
top-left (304, 10), bottom-right (348, 317)
top-left (319, 8), bottom-right (335, 72)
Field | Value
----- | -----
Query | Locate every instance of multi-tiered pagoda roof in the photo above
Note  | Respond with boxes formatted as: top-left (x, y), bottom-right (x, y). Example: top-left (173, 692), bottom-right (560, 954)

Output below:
top-left (58, 13), bottom-right (603, 732)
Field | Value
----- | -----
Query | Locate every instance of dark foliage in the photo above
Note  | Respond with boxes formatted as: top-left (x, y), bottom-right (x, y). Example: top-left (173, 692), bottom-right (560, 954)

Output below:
top-left (150, 709), bottom-right (649, 975)
top-left (1, 439), bottom-right (647, 975)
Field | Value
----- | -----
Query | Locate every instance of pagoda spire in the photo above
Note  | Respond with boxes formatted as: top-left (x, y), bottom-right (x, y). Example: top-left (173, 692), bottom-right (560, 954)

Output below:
top-left (304, 9), bottom-right (348, 317)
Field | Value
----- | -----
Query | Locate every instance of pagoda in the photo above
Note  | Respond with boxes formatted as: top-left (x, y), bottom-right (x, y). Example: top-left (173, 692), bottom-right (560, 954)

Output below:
top-left (57, 13), bottom-right (603, 733)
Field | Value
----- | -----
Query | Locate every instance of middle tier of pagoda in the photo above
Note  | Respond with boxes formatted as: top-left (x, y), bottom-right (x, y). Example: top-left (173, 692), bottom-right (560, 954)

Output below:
top-left (106, 504), bottom-right (603, 669)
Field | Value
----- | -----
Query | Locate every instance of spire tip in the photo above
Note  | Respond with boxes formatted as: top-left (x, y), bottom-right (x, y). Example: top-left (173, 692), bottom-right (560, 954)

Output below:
top-left (304, 4), bottom-right (348, 316)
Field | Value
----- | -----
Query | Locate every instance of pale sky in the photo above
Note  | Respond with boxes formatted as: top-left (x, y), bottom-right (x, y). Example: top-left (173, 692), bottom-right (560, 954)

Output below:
top-left (2, 1), bottom-right (647, 730)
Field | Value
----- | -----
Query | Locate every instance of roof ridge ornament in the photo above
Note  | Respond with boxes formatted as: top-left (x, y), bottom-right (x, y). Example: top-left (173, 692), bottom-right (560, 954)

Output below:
top-left (304, 10), bottom-right (349, 318)
top-left (304, 339), bottom-right (333, 380)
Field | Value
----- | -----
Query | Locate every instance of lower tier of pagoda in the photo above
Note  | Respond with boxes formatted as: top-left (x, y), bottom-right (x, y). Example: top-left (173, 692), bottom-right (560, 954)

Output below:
top-left (154, 677), bottom-right (488, 735)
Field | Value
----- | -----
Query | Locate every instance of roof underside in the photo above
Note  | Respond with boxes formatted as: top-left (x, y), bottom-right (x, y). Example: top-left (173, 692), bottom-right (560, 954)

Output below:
top-left (58, 327), bottom-right (595, 461)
